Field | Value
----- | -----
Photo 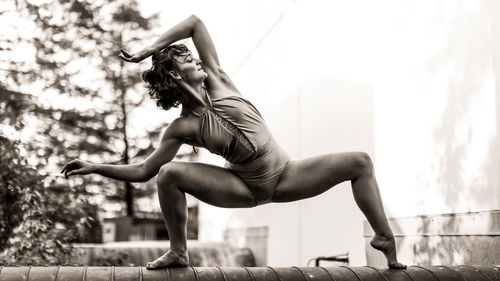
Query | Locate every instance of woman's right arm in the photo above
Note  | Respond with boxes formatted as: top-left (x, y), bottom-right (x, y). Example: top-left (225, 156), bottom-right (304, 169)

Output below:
top-left (119, 15), bottom-right (203, 63)
top-left (119, 15), bottom-right (221, 73)
top-left (61, 120), bottom-right (185, 182)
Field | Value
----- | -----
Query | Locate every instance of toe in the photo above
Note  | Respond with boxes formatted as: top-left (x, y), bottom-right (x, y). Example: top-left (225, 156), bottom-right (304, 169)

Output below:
top-left (146, 261), bottom-right (161, 270)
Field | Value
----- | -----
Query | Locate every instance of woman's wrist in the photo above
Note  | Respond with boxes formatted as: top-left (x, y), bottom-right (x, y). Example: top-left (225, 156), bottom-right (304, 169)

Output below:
top-left (89, 163), bottom-right (99, 174)
top-left (139, 45), bottom-right (157, 59)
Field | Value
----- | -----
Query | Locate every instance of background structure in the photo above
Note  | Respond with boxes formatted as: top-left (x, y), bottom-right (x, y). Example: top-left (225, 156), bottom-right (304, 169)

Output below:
top-left (1, 0), bottom-right (498, 267)
top-left (162, 0), bottom-right (500, 266)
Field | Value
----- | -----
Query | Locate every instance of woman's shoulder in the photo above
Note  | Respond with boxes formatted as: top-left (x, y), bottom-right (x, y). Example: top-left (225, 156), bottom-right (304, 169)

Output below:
top-left (164, 115), bottom-right (198, 140)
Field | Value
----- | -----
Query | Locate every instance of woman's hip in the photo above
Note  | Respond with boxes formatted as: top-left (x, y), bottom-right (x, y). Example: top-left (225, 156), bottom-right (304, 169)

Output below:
top-left (226, 139), bottom-right (290, 205)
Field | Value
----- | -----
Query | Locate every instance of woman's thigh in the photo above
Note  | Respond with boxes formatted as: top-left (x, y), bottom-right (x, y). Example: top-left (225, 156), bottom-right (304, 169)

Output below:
top-left (158, 161), bottom-right (256, 208)
top-left (272, 152), bottom-right (368, 202)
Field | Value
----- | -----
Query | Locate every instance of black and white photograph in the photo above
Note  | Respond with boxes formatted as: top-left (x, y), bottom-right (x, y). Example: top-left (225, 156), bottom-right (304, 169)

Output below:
top-left (1, 0), bottom-right (499, 280)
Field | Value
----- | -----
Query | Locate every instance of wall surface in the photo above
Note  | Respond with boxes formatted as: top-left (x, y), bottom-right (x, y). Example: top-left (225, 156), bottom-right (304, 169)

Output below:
top-left (364, 210), bottom-right (500, 266)
top-left (199, 79), bottom-right (375, 266)
top-left (199, 1), bottom-right (379, 264)
top-left (146, 0), bottom-right (500, 267)
top-left (372, 0), bottom-right (500, 218)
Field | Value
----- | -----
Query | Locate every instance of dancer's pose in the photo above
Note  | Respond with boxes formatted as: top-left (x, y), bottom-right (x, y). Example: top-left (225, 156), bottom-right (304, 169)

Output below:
top-left (61, 15), bottom-right (406, 269)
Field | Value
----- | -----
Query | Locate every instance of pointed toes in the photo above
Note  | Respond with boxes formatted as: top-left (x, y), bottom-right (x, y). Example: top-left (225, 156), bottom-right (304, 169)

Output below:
top-left (389, 262), bottom-right (407, 269)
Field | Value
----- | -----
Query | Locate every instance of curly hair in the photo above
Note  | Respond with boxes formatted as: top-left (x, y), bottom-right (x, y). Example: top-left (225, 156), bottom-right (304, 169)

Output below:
top-left (142, 44), bottom-right (190, 111)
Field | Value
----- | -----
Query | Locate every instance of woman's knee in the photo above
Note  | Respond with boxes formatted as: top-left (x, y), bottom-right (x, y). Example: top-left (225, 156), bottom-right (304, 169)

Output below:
top-left (351, 152), bottom-right (374, 177)
top-left (157, 162), bottom-right (185, 188)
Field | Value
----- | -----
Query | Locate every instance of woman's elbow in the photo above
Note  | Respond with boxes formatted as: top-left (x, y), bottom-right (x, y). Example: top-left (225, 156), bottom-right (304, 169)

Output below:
top-left (189, 14), bottom-right (201, 22)
top-left (138, 163), bottom-right (157, 182)
top-left (188, 14), bottom-right (204, 27)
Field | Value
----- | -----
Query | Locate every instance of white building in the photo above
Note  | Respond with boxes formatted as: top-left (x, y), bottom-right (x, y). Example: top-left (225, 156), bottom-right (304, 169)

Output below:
top-left (141, 0), bottom-right (500, 267)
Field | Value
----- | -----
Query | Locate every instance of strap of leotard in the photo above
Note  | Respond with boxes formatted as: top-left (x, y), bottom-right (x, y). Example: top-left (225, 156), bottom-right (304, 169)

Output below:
top-left (203, 87), bottom-right (213, 108)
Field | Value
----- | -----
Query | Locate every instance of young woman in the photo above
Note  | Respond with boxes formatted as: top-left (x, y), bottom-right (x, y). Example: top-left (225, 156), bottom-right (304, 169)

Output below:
top-left (61, 15), bottom-right (406, 269)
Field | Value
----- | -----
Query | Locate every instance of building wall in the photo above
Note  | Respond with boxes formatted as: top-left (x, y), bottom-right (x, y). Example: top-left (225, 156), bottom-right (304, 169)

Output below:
top-left (199, 0), bottom-right (380, 264)
top-left (373, 0), bottom-right (500, 217)
top-left (178, 0), bottom-right (500, 266)
top-left (364, 210), bottom-right (500, 266)
top-left (367, 0), bottom-right (500, 266)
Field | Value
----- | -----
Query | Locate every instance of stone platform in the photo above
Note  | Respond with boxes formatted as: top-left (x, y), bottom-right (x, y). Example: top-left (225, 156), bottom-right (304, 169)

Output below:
top-left (0, 266), bottom-right (499, 281)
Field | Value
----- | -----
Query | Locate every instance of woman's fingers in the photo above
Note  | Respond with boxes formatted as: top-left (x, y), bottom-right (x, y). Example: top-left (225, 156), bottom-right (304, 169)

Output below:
top-left (118, 49), bottom-right (150, 63)
top-left (60, 158), bottom-right (95, 179)
top-left (61, 160), bottom-right (83, 179)
top-left (66, 168), bottom-right (87, 178)
top-left (61, 160), bottom-right (76, 174)
top-left (67, 169), bottom-right (82, 176)
top-left (64, 167), bottom-right (74, 179)
top-left (61, 160), bottom-right (72, 173)
top-left (120, 49), bottom-right (132, 58)
top-left (119, 54), bottom-right (132, 62)
top-left (119, 49), bottom-right (142, 63)
top-left (119, 50), bottom-right (133, 62)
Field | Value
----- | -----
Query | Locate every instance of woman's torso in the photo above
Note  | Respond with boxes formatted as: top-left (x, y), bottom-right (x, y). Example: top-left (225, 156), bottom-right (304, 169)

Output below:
top-left (181, 90), bottom-right (273, 164)
top-left (176, 85), bottom-right (290, 204)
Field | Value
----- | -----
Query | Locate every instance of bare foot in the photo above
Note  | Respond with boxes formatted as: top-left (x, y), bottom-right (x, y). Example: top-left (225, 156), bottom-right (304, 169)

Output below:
top-left (146, 250), bottom-right (189, 269)
top-left (370, 234), bottom-right (407, 269)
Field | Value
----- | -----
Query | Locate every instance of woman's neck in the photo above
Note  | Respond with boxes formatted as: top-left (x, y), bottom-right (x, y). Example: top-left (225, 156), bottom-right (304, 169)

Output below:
top-left (180, 84), bottom-right (206, 111)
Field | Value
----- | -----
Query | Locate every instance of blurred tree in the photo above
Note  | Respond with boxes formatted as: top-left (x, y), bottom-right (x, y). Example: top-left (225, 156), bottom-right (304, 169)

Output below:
top-left (0, 0), bottom-right (196, 219)
top-left (0, 85), bottom-right (103, 262)
top-left (0, 133), bottom-right (92, 265)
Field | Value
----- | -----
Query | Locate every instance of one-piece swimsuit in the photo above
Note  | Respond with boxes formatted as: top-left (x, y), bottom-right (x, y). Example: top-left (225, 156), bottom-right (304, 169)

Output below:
top-left (190, 90), bottom-right (290, 205)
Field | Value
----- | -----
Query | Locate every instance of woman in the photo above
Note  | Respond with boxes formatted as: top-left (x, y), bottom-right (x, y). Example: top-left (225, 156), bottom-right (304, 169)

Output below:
top-left (61, 15), bottom-right (406, 269)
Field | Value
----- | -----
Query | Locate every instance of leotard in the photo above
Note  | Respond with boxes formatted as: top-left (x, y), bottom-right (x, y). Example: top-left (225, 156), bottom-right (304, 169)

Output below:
top-left (190, 90), bottom-right (290, 205)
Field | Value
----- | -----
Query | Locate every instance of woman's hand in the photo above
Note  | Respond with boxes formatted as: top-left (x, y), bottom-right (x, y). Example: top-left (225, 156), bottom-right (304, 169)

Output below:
top-left (118, 49), bottom-right (147, 63)
top-left (60, 159), bottom-right (95, 179)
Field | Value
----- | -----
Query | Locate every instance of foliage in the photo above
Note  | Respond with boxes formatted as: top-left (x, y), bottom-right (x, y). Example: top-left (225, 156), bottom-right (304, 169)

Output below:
top-left (0, 136), bottom-right (31, 252)
top-left (0, 0), bottom-right (181, 265)
top-left (0, 0), bottom-right (196, 217)
top-left (0, 135), bottom-right (94, 265)
top-left (0, 0), bottom-right (198, 264)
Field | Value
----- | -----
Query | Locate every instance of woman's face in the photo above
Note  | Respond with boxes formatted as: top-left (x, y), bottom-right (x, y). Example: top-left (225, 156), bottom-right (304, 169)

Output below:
top-left (174, 52), bottom-right (208, 85)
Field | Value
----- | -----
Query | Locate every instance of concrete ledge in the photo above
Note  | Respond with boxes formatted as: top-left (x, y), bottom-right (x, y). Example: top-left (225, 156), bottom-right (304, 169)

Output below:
top-left (72, 241), bottom-right (255, 267)
top-left (364, 210), bottom-right (500, 266)
top-left (0, 266), bottom-right (499, 281)
top-left (364, 210), bottom-right (500, 237)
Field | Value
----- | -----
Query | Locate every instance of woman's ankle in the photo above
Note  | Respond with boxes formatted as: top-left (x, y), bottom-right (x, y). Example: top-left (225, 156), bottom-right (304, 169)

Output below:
top-left (169, 248), bottom-right (188, 256)
top-left (374, 232), bottom-right (394, 240)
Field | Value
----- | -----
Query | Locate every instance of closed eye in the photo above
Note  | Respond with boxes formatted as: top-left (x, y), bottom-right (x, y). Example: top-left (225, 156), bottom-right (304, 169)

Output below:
top-left (177, 53), bottom-right (193, 63)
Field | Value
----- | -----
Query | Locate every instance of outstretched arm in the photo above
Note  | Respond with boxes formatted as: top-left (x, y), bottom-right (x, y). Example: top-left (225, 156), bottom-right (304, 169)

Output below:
top-left (61, 120), bottom-right (185, 182)
top-left (120, 15), bottom-right (220, 71)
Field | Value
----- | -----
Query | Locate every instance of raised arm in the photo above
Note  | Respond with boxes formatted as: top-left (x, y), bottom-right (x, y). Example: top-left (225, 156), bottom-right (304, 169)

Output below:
top-left (61, 120), bottom-right (185, 182)
top-left (120, 15), bottom-right (220, 72)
